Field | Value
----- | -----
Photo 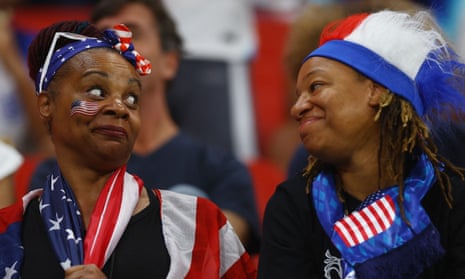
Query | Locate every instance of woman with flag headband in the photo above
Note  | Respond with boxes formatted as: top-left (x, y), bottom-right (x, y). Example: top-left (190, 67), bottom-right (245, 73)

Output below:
top-left (0, 21), bottom-right (256, 278)
top-left (258, 9), bottom-right (465, 279)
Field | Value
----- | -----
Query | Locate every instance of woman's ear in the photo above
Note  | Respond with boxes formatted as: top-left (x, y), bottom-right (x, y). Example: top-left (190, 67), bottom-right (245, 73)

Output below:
top-left (367, 81), bottom-right (388, 108)
top-left (37, 93), bottom-right (53, 120)
top-left (161, 51), bottom-right (180, 81)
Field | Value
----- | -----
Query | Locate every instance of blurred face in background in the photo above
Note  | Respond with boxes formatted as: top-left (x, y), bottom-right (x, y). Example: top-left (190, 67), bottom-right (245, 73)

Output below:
top-left (95, 3), bottom-right (178, 95)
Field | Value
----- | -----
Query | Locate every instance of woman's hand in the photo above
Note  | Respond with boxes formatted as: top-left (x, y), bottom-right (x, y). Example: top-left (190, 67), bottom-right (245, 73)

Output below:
top-left (64, 264), bottom-right (107, 279)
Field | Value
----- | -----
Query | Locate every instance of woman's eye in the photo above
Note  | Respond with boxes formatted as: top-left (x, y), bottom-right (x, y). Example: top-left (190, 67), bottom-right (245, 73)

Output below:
top-left (88, 88), bottom-right (104, 98)
top-left (309, 82), bottom-right (323, 92)
top-left (126, 94), bottom-right (138, 106)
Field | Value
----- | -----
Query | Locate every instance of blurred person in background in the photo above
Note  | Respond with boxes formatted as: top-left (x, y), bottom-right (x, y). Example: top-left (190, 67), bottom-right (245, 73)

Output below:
top-left (0, 140), bottom-right (23, 208)
top-left (0, 0), bottom-right (51, 155)
top-left (162, 0), bottom-right (258, 162)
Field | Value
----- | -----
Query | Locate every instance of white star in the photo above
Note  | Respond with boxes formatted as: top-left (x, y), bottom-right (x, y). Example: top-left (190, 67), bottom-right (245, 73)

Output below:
top-left (4, 261), bottom-right (18, 279)
top-left (50, 175), bottom-right (59, 191)
top-left (39, 199), bottom-right (50, 213)
top-left (49, 213), bottom-right (64, 231)
top-left (66, 229), bottom-right (82, 245)
top-left (61, 258), bottom-right (71, 270)
top-left (61, 189), bottom-right (67, 200)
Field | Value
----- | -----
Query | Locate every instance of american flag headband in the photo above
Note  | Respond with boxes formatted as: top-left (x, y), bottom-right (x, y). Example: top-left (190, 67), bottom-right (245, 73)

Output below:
top-left (35, 24), bottom-right (151, 95)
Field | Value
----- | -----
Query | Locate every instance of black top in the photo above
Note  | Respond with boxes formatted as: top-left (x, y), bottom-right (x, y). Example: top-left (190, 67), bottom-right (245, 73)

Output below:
top-left (258, 173), bottom-right (465, 279)
top-left (21, 187), bottom-right (170, 278)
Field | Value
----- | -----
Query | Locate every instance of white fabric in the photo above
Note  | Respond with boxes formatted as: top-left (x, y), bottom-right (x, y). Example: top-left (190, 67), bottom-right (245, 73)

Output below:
top-left (159, 190), bottom-right (197, 279)
top-left (0, 140), bottom-right (23, 180)
top-left (228, 61), bottom-right (258, 162)
top-left (219, 219), bottom-right (246, 277)
top-left (162, 0), bottom-right (257, 62)
top-left (345, 11), bottom-right (447, 79)
top-left (103, 172), bottom-right (142, 263)
top-left (162, 0), bottom-right (259, 162)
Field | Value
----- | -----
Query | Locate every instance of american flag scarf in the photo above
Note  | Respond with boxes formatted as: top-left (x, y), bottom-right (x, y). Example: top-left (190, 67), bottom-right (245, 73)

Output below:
top-left (0, 165), bottom-right (143, 278)
top-left (312, 153), bottom-right (444, 279)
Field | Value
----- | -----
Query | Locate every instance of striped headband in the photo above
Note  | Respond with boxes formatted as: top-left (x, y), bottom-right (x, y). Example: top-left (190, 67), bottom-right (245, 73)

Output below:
top-left (36, 24), bottom-right (151, 94)
top-left (303, 10), bottom-right (465, 121)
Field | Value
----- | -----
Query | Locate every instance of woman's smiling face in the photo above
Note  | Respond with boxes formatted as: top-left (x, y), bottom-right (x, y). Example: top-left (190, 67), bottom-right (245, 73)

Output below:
top-left (291, 56), bottom-right (380, 164)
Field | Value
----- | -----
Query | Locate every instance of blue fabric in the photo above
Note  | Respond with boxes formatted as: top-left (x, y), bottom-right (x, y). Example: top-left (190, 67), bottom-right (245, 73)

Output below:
top-left (40, 167), bottom-right (84, 268)
top-left (312, 153), bottom-right (443, 278)
top-left (304, 40), bottom-right (423, 114)
top-left (36, 26), bottom-right (146, 93)
top-left (0, 222), bottom-right (22, 278)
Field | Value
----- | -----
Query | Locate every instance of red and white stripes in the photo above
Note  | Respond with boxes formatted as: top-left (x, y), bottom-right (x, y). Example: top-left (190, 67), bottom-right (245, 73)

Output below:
top-left (334, 195), bottom-right (396, 247)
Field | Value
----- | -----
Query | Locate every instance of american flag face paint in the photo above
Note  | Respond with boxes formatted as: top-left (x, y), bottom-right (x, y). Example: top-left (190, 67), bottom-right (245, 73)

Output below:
top-left (70, 100), bottom-right (100, 117)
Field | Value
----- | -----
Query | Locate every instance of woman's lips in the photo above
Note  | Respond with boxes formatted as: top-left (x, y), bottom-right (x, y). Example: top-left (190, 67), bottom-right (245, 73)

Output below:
top-left (298, 116), bottom-right (321, 131)
top-left (93, 125), bottom-right (128, 138)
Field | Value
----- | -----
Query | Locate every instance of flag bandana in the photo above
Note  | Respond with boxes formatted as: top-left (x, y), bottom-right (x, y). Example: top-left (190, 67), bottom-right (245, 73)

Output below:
top-left (36, 24), bottom-right (151, 94)
top-left (312, 153), bottom-right (445, 279)
top-left (0, 165), bottom-right (143, 277)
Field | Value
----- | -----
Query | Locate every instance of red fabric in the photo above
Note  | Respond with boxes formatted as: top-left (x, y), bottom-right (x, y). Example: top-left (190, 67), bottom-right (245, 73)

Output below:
top-left (0, 201), bottom-right (23, 233)
top-left (250, 12), bottom-right (290, 155)
top-left (319, 13), bottom-right (369, 45)
top-left (222, 252), bottom-right (257, 279)
top-left (185, 197), bottom-right (224, 278)
top-left (84, 168), bottom-right (125, 267)
top-left (12, 5), bottom-right (91, 33)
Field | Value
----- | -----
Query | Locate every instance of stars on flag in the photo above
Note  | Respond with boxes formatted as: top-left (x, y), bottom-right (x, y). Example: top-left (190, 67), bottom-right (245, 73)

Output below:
top-left (3, 262), bottom-right (18, 279)
top-left (49, 213), bottom-right (64, 231)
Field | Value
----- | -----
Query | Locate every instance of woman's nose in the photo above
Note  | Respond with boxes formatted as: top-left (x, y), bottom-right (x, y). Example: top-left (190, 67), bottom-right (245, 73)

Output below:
top-left (290, 93), bottom-right (311, 121)
top-left (102, 97), bottom-right (129, 119)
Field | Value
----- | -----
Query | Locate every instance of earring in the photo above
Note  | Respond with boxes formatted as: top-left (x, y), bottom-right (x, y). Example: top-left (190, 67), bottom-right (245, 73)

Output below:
top-left (374, 90), bottom-right (393, 121)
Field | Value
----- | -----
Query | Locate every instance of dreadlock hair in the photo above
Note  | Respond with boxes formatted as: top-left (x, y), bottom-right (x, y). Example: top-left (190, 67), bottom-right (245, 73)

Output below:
top-left (27, 21), bottom-right (104, 84)
top-left (304, 90), bottom-right (465, 225)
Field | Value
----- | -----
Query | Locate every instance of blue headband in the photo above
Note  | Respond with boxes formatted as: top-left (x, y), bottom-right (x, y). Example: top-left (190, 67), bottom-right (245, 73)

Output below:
top-left (303, 40), bottom-right (424, 115)
top-left (35, 25), bottom-right (151, 94)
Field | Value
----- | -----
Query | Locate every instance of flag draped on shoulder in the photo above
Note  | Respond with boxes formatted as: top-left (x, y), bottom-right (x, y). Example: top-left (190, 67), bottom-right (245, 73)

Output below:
top-left (0, 166), bottom-right (143, 278)
top-left (0, 169), bottom-right (256, 278)
top-left (156, 189), bottom-right (257, 279)
top-left (0, 189), bottom-right (42, 279)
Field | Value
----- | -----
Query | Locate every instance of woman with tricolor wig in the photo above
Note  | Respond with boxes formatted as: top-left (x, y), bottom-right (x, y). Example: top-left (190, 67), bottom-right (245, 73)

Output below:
top-left (0, 21), bottom-right (255, 278)
top-left (258, 10), bottom-right (465, 279)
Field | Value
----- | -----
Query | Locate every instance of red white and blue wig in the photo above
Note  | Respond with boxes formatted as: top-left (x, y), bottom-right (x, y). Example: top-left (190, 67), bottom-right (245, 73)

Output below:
top-left (303, 10), bottom-right (465, 128)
